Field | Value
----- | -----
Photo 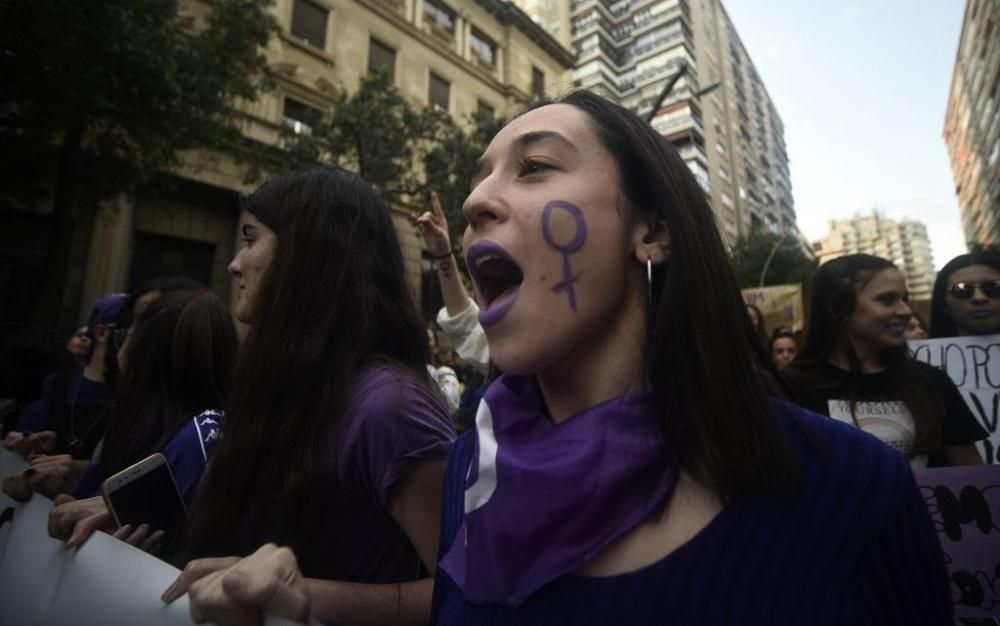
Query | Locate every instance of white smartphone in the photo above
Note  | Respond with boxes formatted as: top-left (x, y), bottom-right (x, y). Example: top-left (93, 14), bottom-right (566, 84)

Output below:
top-left (100, 452), bottom-right (188, 544)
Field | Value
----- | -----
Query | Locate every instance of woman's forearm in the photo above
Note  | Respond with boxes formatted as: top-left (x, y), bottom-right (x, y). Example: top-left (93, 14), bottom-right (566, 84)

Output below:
top-left (941, 443), bottom-right (984, 466)
top-left (305, 577), bottom-right (432, 626)
top-left (435, 253), bottom-right (473, 317)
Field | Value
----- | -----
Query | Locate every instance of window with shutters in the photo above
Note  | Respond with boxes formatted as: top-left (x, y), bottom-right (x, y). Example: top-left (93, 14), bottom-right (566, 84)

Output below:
top-left (477, 100), bottom-right (495, 118)
top-left (429, 72), bottom-right (450, 111)
top-left (470, 29), bottom-right (497, 69)
top-left (531, 66), bottom-right (545, 99)
top-left (368, 38), bottom-right (396, 80)
top-left (283, 98), bottom-right (321, 135)
top-left (290, 0), bottom-right (327, 49)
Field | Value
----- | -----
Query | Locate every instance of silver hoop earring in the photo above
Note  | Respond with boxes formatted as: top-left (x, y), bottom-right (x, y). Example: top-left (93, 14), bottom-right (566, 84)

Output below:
top-left (646, 257), bottom-right (653, 311)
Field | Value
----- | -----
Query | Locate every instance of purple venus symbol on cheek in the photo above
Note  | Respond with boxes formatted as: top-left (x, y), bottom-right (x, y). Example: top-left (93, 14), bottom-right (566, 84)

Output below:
top-left (542, 200), bottom-right (587, 312)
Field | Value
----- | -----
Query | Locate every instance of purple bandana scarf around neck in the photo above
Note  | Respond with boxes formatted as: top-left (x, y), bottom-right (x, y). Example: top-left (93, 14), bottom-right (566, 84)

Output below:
top-left (439, 373), bottom-right (677, 607)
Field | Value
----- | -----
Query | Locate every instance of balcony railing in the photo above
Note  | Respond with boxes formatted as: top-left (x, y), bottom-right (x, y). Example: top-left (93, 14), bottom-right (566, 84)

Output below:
top-left (472, 50), bottom-right (496, 71)
top-left (377, 0), bottom-right (405, 14)
top-left (678, 142), bottom-right (708, 163)
top-left (424, 20), bottom-right (456, 45)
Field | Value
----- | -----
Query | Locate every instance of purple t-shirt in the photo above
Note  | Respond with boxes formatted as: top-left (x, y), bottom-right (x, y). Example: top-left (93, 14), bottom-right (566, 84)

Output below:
top-left (294, 365), bottom-right (455, 582)
top-left (17, 369), bottom-right (111, 433)
top-left (71, 409), bottom-right (223, 506)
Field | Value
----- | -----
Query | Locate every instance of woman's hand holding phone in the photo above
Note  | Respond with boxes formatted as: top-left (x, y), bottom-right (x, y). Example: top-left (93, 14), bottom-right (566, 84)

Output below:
top-left (110, 522), bottom-right (166, 553)
top-left (49, 494), bottom-right (166, 552)
top-left (49, 495), bottom-right (113, 545)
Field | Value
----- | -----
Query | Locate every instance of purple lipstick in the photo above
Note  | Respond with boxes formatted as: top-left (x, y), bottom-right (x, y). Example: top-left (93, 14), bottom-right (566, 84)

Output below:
top-left (466, 241), bottom-right (524, 328)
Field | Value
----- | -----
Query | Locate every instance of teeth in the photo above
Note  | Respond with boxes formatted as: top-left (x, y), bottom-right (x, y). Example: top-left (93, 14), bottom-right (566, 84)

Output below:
top-left (475, 253), bottom-right (502, 268)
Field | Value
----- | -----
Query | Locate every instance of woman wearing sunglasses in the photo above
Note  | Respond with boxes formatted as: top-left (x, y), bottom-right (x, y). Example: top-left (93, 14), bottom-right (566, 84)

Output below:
top-left (784, 254), bottom-right (986, 468)
top-left (930, 247), bottom-right (1000, 338)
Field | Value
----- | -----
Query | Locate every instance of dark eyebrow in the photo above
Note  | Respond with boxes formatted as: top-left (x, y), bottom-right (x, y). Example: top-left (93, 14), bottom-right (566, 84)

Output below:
top-left (513, 130), bottom-right (580, 154)
top-left (470, 130), bottom-right (580, 190)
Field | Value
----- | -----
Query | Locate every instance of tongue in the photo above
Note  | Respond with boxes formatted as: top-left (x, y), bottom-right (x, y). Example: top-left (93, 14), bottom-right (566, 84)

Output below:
top-left (488, 284), bottom-right (520, 310)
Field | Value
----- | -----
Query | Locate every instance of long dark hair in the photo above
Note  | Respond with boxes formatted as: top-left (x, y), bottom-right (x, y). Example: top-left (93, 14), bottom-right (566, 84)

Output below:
top-left (787, 254), bottom-right (942, 454)
top-left (929, 246), bottom-right (1000, 338)
top-left (529, 92), bottom-right (800, 499)
top-left (186, 167), bottom-right (431, 574)
top-left (747, 304), bottom-right (769, 349)
top-left (100, 291), bottom-right (237, 479)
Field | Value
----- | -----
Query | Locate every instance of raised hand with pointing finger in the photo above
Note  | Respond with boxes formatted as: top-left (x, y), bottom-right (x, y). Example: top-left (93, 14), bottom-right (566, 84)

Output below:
top-left (411, 191), bottom-right (453, 258)
top-left (411, 191), bottom-right (490, 371)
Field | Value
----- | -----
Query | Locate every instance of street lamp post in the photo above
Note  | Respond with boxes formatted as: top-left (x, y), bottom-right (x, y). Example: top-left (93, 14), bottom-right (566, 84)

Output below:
top-left (644, 64), bottom-right (688, 124)
top-left (644, 63), bottom-right (722, 124)
top-left (758, 224), bottom-right (813, 287)
top-left (758, 231), bottom-right (792, 287)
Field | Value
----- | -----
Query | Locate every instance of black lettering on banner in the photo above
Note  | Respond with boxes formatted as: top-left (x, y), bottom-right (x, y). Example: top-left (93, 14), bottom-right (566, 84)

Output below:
top-left (912, 343), bottom-right (932, 367)
top-left (947, 342), bottom-right (970, 387)
top-left (972, 346), bottom-right (989, 389)
top-left (923, 484), bottom-right (1000, 612)
top-left (932, 485), bottom-right (997, 542)
top-left (969, 392), bottom-right (1000, 436)
top-left (968, 392), bottom-right (999, 464)
top-left (986, 343), bottom-right (1000, 389)
top-left (952, 567), bottom-right (1000, 613)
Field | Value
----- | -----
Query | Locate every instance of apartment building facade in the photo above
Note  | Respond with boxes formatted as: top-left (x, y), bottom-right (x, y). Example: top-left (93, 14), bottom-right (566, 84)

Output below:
top-left (812, 211), bottom-right (936, 300)
top-left (565, 0), bottom-right (793, 243)
top-left (38, 0), bottom-right (572, 328)
top-left (943, 0), bottom-right (1000, 248)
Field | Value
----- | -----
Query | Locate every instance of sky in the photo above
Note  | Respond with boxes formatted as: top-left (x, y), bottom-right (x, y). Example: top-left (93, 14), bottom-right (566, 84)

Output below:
top-left (721, 0), bottom-right (967, 270)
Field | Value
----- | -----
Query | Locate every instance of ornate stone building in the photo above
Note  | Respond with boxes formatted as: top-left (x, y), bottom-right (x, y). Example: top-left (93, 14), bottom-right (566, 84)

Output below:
top-left (8, 0), bottom-right (572, 332)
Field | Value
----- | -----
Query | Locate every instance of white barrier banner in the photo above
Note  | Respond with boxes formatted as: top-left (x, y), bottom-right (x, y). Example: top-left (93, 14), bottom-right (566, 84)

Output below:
top-left (41, 529), bottom-right (194, 626)
top-left (0, 470), bottom-right (298, 625)
top-left (0, 494), bottom-right (72, 624)
top-left (0, 447), bottom-right (30, 564)
top-left (911, 335), bottom-right (1000, 464)
top-left (914, 465), bottom-right (1000, 619)
top-left (0, 445), bottom-right (29, 476)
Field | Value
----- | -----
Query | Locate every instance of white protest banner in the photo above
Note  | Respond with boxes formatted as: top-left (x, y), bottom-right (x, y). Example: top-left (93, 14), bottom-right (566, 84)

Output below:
top-left (0, 445), bottom-right (29, 476)
top-left (42, 529), bottom-right (194, 626)
top-left (0, 447), bottom-right (30, 563)
top-left (741, 283), bottom-right (805, 332)
top-left (0, 483), bottom-right (305, 625)
top-left (0, 494), bottom-right (72, 625)
top-left (914, 465), bottom-right (1000, 619)
top-left (910, 335), bottom-right (1000, 464)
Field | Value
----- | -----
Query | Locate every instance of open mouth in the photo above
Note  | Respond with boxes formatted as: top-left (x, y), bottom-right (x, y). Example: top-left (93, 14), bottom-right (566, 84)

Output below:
top-left (466, 241), bottom-right (524, 327)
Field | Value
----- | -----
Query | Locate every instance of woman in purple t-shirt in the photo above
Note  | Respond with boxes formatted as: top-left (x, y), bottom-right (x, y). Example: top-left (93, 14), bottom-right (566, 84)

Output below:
top-left (182, 93), bottom-right (953, 625)
top-left (162, 167), bottom-right (454, 624)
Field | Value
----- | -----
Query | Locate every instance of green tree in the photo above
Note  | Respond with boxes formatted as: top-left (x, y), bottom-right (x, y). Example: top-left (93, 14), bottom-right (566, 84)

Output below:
top-left (279, 72), bottom-right (506, 246)
top-left (278, 72), bottom-right (452, 201)
top-left (729, 226), bottom-right (818, 289)
top-left (421, 109), bottom-right (506, 247)
top-left (0, 0), bottom-right (277, 327)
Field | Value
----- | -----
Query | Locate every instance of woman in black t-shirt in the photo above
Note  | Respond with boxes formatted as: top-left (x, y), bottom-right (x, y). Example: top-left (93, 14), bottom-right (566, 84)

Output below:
top-left (784, 254), bottom-right (986, 467)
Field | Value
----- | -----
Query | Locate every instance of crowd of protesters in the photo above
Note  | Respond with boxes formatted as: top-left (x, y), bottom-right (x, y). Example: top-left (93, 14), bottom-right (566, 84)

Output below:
top-left (1, 89), bottom-right (994, 625)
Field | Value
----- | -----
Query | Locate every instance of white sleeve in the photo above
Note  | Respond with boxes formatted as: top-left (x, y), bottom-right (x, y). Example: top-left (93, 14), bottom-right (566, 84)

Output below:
top-left (436, 302), bottom-right (490, 372)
